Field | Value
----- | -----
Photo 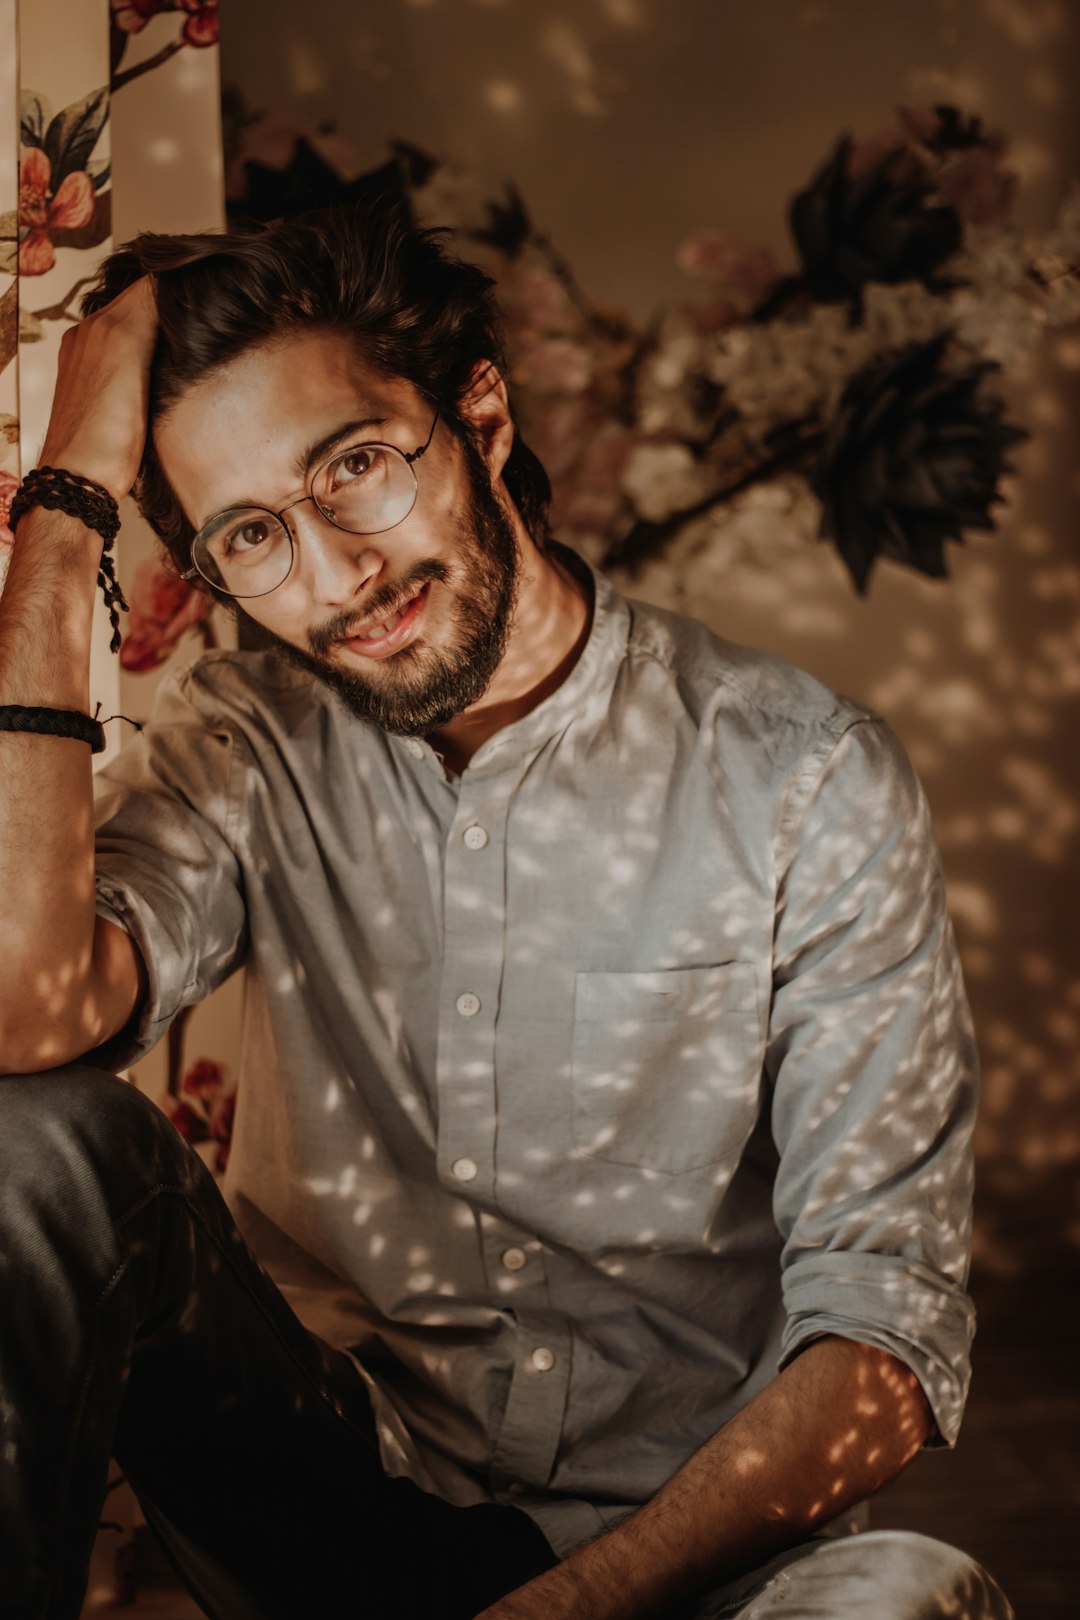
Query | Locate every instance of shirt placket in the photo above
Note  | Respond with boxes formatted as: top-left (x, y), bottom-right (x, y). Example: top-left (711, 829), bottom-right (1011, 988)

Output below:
top-left (480, 1215), bottom-right (572, 1496)
top-left (435, 778), bottom-right (510, 1204)
top-left (435, 762), bottom-right (573, 1495)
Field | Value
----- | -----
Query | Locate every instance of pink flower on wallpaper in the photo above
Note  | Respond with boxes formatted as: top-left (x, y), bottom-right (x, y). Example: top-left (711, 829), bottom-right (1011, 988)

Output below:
top-left (0, 470), bottom-right (18, 552)
top-left (111, 0), bottom-right (218, 47)
top-left (179, 0), bottom-right (219, 48)
top-left (111, 0), bottom-right (165, 29)
top-left (119, 559), bottom-right (211, 672)
top-left (165, 1056), bottom-right (235, 1174)
top-left (183, 1057), bottom-right (225, 1101)
top-left (18, 146), bottom-right (95, 276)
top-left (163, 1097), bottom-right (207, 1144)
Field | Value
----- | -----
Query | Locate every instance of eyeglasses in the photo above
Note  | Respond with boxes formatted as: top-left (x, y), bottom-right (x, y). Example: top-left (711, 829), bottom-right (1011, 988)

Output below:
top-left (183, 409), bottom-right (440, 600)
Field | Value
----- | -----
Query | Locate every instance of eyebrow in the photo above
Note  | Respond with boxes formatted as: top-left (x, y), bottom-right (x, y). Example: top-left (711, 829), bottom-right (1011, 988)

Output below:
top-left (196, 416), bottom-right (391, 528)
top-left (292, 416), bottom-right (390, 480)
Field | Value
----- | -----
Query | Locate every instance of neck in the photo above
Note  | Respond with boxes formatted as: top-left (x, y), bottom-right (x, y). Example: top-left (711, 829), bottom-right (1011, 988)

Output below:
top-left (427, 534), bottom-right (592, 776)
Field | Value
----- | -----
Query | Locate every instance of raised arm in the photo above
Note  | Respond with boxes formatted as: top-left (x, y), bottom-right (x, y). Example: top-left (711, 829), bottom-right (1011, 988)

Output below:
top-left (0, 280), bottom-right (156, 1074)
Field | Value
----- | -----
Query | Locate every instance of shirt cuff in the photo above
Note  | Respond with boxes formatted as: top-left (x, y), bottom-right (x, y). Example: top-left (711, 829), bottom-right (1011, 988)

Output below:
top-left (779, 1251), bottom-right (976, 1448)
top-left (87, 888), bottom-right (176, 1070)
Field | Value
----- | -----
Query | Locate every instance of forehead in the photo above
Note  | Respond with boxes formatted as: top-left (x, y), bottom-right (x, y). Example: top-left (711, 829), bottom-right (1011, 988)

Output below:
top-left (154, 327), bottom-right (422, 524)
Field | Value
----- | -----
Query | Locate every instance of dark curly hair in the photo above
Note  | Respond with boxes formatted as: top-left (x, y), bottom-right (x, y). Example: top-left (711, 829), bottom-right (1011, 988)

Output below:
top-left (81, 203), bottom-right (551, 603)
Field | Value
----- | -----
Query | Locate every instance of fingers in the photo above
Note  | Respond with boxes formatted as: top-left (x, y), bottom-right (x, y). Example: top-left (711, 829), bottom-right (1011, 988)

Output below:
top-left (41, 275), bottom-right (160, 503)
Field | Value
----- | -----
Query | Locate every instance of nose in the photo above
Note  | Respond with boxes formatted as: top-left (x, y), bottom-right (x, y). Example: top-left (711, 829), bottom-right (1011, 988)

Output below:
top-left (284, 499), bottom-right (384, 606)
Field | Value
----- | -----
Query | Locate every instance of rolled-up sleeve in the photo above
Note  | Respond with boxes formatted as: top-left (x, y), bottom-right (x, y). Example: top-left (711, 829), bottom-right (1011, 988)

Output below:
top-left (90, 657), bottom-right (249, 1070)
top-left (767, 716), bottom-right (977, 1447)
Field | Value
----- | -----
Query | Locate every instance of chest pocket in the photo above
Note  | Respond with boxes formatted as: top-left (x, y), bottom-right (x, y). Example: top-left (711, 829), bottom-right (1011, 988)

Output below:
top-left (571, 964), bottom-right (763, 1175)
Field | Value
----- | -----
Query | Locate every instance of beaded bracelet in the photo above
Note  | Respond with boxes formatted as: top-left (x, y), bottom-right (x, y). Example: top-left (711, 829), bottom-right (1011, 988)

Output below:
top-left (8, 465), bottom-right (130, 654)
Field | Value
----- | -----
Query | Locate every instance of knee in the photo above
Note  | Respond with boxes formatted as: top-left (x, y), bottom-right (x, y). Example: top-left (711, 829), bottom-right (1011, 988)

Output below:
top-left (0, 1063), bottom-right (180, 1210)
top-left (840, 1531), bottom-right (1013, 1620)
top-left (752, 1531), bottom-right (1013, 1620)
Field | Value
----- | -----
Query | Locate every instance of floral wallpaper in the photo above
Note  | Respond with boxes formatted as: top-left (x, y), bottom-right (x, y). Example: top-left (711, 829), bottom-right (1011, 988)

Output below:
top-left (1, 1), bottom-right (226, 1607)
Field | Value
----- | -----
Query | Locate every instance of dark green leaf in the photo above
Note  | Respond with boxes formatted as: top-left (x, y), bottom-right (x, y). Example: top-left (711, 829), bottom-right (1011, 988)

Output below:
top-left (18, 307), bottom-right (43, 345)
top-left (20, 91), bottom-right (51, 149)
top-left (44, 86), bottom-right (110, 190)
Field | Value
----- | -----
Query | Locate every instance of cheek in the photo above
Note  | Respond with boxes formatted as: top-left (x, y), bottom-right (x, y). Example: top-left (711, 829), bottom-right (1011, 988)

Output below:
top-left (239, 596), bottom-right (309, 652)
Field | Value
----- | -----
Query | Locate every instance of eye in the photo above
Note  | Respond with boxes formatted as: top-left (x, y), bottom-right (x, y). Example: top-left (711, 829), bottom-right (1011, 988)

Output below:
top-left (223, 516), bottom-right (275, 556)
top-left (329, 445), bottom-right (386, 488)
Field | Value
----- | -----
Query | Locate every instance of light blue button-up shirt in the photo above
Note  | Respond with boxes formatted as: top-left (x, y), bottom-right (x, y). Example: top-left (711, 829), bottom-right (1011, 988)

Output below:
top-left (92, 551), bottom-right (977, 1557)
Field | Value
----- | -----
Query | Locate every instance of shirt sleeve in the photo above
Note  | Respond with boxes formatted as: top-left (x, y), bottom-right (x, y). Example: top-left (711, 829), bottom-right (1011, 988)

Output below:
top-left (767, 715), bottom-right (977, 1447)
top-left (88, 656), bottom-right (250, 1071)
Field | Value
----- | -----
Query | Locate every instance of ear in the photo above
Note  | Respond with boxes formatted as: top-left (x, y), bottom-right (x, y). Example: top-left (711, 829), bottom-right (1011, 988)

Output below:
top-left (457, 360), bottom-right (514, 481)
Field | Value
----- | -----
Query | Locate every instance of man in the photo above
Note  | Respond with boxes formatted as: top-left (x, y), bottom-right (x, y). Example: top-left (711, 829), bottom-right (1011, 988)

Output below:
top-left (0, 205), bottom-right (1011, 1619)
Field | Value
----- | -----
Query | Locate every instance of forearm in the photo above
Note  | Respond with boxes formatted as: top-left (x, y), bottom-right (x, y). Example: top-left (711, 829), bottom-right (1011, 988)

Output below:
top-left (0, 505), bottom-right (108, 1068)
top-left (478, 1336), bottom-right (932, 1620)
top-left (0, 279), bottom-right (157, 1073)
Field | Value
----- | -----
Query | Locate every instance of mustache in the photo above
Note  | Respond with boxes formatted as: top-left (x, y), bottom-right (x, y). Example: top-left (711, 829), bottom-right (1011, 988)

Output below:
top-left (308, 559), bottom-right (450, 657)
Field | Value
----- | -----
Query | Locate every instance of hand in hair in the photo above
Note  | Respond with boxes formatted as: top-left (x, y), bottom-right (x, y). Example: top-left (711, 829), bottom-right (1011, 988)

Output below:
top-left (40, 275), bottom-right (158, 507)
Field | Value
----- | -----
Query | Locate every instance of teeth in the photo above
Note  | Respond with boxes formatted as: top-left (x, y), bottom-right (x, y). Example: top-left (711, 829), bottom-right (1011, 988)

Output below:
top-left (356, 605), bottom-right (405, 641)
top-left (352, 590), bottom-right (422, 641)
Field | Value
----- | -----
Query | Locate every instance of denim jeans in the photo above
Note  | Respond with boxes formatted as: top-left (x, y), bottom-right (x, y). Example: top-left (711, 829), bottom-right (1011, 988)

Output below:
top-left (0, 1065), bottom-right (1014, 1620)
top-left (0, 1066), bottom-right (557, 1619)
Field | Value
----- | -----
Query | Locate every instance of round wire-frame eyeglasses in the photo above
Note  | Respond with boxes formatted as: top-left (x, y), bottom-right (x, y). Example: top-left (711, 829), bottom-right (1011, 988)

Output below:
top-left (182, 408), bottom-right (441, 600)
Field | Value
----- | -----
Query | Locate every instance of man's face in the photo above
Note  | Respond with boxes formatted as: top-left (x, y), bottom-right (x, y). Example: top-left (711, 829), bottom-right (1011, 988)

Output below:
top-left (155, 328), bottom-right (520, 735)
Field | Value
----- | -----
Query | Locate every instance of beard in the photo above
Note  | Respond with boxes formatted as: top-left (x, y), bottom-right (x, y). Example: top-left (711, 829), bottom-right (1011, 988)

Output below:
top-left (240, 437), bottom-right (521, 737)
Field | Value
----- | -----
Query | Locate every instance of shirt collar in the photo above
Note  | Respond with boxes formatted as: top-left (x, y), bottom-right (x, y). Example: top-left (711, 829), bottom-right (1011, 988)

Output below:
top-left (395, 545), bottom-right (631, 780)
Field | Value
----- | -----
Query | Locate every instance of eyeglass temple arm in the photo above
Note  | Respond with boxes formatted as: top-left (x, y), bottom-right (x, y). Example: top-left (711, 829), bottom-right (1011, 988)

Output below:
top-left (404, 408), bottom-right (440, 465)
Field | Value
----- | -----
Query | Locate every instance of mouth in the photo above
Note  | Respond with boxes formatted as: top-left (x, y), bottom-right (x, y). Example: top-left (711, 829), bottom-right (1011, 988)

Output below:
top-left (338, 580), bottom-right (432, 661)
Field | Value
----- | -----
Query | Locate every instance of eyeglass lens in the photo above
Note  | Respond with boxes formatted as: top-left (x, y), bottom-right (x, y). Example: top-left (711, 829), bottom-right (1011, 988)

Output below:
top-left (193, 441), bottom-right (420, 599)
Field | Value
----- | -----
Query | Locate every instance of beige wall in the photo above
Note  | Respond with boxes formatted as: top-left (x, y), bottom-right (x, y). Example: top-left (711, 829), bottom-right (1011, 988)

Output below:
top-left (109, 26), bottom-right (235, 1110)
top-left (219, 0), bottom-right (1080, 1272)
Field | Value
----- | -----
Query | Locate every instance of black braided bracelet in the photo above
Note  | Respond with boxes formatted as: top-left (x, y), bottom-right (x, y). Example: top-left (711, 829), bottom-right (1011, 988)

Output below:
top-left (8, 465), bottom-right (130, 654)
top-left (0, 705), bottom-right (106, 753)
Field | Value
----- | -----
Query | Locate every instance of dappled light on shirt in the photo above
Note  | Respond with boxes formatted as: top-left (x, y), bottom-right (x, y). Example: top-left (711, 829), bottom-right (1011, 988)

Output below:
top-left (88, 558), bottom-right (981, 1551)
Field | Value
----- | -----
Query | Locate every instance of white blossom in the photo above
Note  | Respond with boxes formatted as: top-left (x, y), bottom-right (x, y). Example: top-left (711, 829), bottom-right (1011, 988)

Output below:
top-left (621, 442), bottom-right (712, 522)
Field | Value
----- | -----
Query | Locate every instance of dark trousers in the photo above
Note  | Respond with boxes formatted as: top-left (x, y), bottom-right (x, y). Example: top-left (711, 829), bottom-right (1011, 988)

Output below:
top-left (0, 1066), bottom-right (557, 1620)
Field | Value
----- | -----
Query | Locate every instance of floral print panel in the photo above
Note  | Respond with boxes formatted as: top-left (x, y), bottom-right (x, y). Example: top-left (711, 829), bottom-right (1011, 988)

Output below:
top-left (1, 3), bottom-right (227, 1605)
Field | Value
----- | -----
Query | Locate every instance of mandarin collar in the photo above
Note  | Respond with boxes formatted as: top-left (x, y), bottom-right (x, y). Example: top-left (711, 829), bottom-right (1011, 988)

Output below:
top-left (394, 546), bottom-right (630, 781)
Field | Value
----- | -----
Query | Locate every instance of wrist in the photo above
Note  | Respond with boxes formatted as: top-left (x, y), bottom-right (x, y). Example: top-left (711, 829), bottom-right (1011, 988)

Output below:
top-left (37, 448), bottom-right (129, 506)
top-left (12, 500), bottom-right (103, 551)
top-left (8, 468), bottom-right (129, 654)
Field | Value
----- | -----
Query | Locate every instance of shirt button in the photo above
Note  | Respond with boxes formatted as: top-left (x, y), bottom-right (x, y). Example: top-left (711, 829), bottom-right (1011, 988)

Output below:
top-left (404, 738), bottom-right (424, 759)
top-left (463, 824), bottom-right (489, 850)
top-left (452, 1158), bottom-right (478, 1182)
top-left (531, 1346), bottom-right (556, 1372)
top-left (455, 992), bottom-right (481, 1018)
top-left (501, 1247), bottom-right (527, 1272)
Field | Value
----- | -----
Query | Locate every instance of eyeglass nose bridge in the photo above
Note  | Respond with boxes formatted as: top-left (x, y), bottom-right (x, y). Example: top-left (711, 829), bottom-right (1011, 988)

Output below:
top-left (278, 491), bottom-right (324, 530)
